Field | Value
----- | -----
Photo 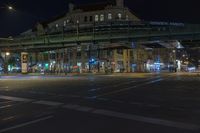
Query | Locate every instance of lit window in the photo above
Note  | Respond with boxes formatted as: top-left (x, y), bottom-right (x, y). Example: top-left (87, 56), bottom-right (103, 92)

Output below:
top-left (118, 13), bottom-right (122, 19)
top-left (64, 21), bottom-right (66, 26)
top-left (126, 15), bottom-right (129, 20)
top-left (56, 24), bottom-right (59, 28)
top-left (95, 15), bottom-right (99, 22)
top-left (108, 13), bottom-right (112, 20)
top-left (67, 19), bottom-right (70, 23)
top-left (77, 20), bottom-right (79, 24)
top-left (100, 14), bottom-right (104, 21)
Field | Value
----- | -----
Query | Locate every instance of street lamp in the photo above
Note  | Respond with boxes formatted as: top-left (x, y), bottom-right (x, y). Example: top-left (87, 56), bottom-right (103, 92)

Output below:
top-left (6, 52), bottom-right (10, 56)
top-left (8, 6), bottom-right (14, 10)
top-left (1, 5), bottom-right (15, 11)
top-left (4, 52), bottom-right (11, 74)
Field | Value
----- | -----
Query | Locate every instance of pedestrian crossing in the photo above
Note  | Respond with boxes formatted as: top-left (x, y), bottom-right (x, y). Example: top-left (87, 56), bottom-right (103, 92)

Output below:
top-left (0, 94), bottom-right (200, 131)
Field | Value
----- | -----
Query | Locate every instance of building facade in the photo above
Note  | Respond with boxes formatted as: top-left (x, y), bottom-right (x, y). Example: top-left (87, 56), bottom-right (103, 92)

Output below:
top-left (20, 0), bottom-right (172, 73)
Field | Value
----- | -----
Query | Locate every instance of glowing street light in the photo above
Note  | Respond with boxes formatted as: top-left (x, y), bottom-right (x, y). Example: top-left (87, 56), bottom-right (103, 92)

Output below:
top-left (6, 52), bottom-right (10, 56)
top-left (1, 5), bottom-right (15, 11)
top-left (8, 6), bottom-right (13, 10)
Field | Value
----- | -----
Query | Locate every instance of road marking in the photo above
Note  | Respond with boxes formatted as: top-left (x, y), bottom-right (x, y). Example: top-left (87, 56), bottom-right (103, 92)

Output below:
top-left (170, 107), bottom-right (186, 111)
top-left (0, 95), bottom-right (33, 102)
top-left (0, 105), bottom-right (12, 109)
top-left (63, 104), bottom-right (94, 112)
top-left (112, 100), bottom-right (124, 103)
top-left (0, 94), bottom-right (198, 130)
top-left (130, 102), bottom-right (143, 105)
top-left (0, 116), bottom-right (54, 133)
top-left (95, 78), bottom-right (163, 97)
top-left (33, 100), bottom-right (64, 106)
top-left (96, 98), bottom-right (109, 101)
top-left (146, 104), bottom-right (161, 108)
top-left (2, 116), bottom-right (16, 121)
top-left (61, 104), bottom-right (199, 130)
top-left (88, 80), bottom-right (138, 92)
top-left (0, 101), bottom-right (15, 104)
top-left (92, 109), bottom-right (199, 130)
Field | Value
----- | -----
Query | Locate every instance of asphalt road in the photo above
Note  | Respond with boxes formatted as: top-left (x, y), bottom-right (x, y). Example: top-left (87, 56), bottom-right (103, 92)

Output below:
top-left (0, 73), bottom-right (200, 133)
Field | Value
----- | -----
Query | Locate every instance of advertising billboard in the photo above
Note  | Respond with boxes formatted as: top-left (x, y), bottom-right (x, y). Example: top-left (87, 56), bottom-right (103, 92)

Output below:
top-left (21, 52), bottom-right (28, 74)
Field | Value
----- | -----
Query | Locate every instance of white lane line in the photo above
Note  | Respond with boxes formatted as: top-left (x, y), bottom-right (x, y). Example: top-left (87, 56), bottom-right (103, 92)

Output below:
top-left (112, 100), bottom-right (124, 103)
top-left (63, 104), bottom-right (94, 112)
top-left (0, 105), bottom-right (12, 109)
top-left (0, 116), bottom-right (54, 133)
top-left (0, 95), bottom-right (33, 102)
top-left (0, 101), bottom-right (15, 104)
top-left (130, 102), bottom-right (143, 105)
top-left (170, 107), bottom-right (186, 111)
top-left (146, 104), bottom-right (161, 108)
top-left (2, 116), bottom-right (16, 121)
top-left (0, 95), bottom-right (198, 130)
top-left (95, 78), bottom-right (163, 97)
top-left (62, 104), bottom-right (199, 130)
top-left (33, 100), bottom-right (63, 106)
top-left (92, 109), bottom-right (199, 130)
top-left (88, 80), bottom-right (137, 92)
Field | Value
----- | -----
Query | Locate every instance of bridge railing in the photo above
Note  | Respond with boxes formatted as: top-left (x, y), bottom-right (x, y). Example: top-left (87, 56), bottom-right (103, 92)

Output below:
top-left (1, 21), bottom-right (200, 47)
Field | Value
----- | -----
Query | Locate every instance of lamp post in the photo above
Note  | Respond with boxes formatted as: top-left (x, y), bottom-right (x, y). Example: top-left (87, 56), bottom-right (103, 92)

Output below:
top-left (4, 52), bottom-right (10, 74)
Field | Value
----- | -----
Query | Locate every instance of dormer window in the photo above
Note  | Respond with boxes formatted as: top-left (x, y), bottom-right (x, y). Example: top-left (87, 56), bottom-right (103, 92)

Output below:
top-left (100, 14), bottom-right (104, 21)
top-left (118, 13), bottom-right (122, 19)
top-left (95, 15), bottom-right (99, 22)
top-left (64, 21), bottom-right (66, 26)
top-left (126, 15), bottom-right (129, 20)
top-left (108, 13), bottom-right (112, 20)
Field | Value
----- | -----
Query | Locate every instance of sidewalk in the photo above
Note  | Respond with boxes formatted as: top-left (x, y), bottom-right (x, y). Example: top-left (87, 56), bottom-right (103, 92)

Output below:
top-left (0, 72), bottom-right (170, 78)
top-left (2, 72), bottom-right (199, 77)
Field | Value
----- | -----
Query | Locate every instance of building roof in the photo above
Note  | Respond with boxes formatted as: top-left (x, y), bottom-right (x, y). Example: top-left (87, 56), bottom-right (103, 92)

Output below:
top-left (41, 12), bottom-right (66, 26)
top-left (74, 1), bottom-right (115, 12)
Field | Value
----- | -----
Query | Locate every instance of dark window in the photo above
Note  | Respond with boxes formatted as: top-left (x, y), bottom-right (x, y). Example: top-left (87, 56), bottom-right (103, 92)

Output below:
top-left (77, 52), bottom-right (81, 57)
top-left (130, 51), bottom-right (133, 57)
top-left (90, 16), bottom-right (93, 22)
top-left (117, 49), bottom-right (123, 55)
top-left (84, 16), bottom-right (88, 22)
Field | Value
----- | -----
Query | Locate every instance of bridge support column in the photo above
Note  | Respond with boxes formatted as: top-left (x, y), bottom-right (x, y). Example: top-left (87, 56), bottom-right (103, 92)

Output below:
top-left (56, 49), bottom-right (61, 74)
top-left (88, 44), bottom-right (92, 73)
top-left (135, 47), bottom-right (145, 72)
top-left (123, 49), bottom-right (131, 73)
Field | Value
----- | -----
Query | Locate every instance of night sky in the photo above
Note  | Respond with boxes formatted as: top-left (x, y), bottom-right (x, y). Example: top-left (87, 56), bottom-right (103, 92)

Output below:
top-left (0, 0), bottom-right (199, 37)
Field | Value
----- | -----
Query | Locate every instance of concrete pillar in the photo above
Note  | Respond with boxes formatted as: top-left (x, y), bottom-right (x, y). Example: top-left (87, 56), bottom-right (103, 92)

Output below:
top-left (123, 49), bottom-right (130, 73)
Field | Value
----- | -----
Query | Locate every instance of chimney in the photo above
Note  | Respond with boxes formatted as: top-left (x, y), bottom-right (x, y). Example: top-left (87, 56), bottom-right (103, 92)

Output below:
top-left (116, 0), bottom-right (124, 7)
top-left (69, 3), bottom-right (74, 12)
